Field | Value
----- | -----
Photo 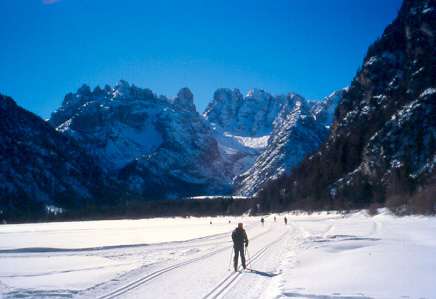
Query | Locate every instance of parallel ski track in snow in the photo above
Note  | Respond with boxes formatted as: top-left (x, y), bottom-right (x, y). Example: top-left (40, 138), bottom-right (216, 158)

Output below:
top-left (96, 226), bottom-right (273, 299)
top-left (202, 227), bottom-right (290, 299)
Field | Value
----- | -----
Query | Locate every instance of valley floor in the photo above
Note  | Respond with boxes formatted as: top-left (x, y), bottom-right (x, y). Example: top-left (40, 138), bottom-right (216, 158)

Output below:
top-left (0, 210), bottom-right (435, 298)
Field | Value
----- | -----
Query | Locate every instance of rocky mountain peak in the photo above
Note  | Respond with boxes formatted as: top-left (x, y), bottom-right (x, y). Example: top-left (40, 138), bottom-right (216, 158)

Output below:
top-left (0, 93), bottom-right (16, 110)
top-left (204, 88), bottom-right (284, 136)
top-left (170, 87), bottom-right (196, 113)
top-left (114, 79), bottom-right (130, 91)
top-left (245, 88), bottom-right (269, 100)
top-left (77, 84), bottom-right (92, 97)
top-left (177, 87), bottom-right (194, 101)
top-left (92, 85), bottom-right (103, 96)
top-left (203, 88), bottom-right (243, 129)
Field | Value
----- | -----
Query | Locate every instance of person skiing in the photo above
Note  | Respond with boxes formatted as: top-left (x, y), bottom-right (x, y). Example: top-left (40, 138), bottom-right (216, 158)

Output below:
top-left (284, 217), bottom-right (288, 225)
top-left (232, 223), bottom-right (249, 271)
top-left (260, 217), bottom-right (265, 227)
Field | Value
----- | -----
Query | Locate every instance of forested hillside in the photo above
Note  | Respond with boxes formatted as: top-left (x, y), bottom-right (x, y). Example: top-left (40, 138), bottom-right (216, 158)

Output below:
top-left (256, 0), bottom-right (436, 215)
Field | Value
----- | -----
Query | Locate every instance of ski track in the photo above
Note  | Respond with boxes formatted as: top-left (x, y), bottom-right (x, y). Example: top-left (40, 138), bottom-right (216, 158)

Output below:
top-left (97, 246), bottom-right (228, 299)
top-left (203, 228), bottom-right (290, 299)
top-left (90, 224), bottom-right (275, 299)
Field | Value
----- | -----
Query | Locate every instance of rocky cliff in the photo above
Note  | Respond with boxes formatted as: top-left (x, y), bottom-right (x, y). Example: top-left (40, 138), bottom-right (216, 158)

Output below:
top-left (256, 0), bottom-right (436, 211)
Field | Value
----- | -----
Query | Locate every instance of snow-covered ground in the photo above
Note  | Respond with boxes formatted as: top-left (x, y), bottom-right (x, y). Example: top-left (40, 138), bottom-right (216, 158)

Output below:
top-left (0, 210), bottom-right (435, 298)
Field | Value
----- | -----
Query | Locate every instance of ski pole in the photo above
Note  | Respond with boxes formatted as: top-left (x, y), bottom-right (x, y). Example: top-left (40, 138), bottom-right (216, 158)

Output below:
top-left (246, 246), bottom-right (252, 269)
top-left (228, 247), bottom-right (234, 270)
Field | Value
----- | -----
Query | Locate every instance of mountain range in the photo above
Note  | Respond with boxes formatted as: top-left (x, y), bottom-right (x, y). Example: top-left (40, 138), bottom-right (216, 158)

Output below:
top-left (47, 82), bottom-right (342, 199)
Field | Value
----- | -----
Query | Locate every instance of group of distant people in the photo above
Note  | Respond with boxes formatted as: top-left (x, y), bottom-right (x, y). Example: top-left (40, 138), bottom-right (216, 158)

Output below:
top-left (260, 216), bottom-right (287, 226)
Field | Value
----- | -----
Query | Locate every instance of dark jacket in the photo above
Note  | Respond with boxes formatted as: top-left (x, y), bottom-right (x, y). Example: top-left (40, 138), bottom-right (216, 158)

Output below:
top-left (232, 227), bottom-right (248, 248)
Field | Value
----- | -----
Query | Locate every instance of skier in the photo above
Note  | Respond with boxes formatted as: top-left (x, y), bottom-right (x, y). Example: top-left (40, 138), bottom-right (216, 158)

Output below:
top-left (232, 223), bottom-right (249, 271)
top-left (260, 217), bottom-right (265, 227)
top-left (284, 217), bottom-right (288, 225)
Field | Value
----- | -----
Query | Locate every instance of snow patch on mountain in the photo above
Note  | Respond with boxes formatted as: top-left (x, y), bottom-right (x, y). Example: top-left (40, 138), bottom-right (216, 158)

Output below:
top-left (233, 89), bottom-right (346, 197)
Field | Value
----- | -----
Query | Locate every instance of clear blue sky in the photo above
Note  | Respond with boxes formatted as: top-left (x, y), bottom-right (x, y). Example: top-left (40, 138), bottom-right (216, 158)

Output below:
top-left (1, 0), bottom-right (402, 119)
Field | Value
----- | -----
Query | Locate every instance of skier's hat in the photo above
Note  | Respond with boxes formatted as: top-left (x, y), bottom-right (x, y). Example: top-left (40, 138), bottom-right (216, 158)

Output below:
top-left (238, 223), bottom-right (243, 228)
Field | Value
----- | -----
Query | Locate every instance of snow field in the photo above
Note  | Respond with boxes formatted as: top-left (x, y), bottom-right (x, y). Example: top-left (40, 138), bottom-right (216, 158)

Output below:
top-left (0, 211), bottom-right (435, 298)
top-left (270, 212), bottom-right (436, 299)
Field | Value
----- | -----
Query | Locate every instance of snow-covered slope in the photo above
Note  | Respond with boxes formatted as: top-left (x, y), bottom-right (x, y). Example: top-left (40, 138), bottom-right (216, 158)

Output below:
top-left (203, 88), bottom-right (281, 179)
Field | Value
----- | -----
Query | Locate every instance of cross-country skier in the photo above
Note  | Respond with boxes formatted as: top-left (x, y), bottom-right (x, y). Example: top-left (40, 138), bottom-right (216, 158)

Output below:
top-left (232, 223), bottom-right (249, 271)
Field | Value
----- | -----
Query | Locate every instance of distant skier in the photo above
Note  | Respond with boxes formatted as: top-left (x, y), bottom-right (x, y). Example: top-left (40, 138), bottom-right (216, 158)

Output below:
top-left (284, 217), bottom-right (288, 225)
top-left (261, 217), bottom-right (265, 227)
top-left (232, 223), bottom-right (249, 271)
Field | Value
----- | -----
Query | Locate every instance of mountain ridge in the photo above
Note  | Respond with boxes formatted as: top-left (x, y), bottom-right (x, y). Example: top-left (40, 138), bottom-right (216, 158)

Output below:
top-left (46, 83), bottom-right (342, 199)
top-left (0, 94), bottom-right (122, 220)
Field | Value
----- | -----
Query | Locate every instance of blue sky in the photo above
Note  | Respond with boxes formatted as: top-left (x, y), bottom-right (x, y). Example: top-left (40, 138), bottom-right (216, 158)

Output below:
top-left (1, 0), bottom-right (402, 119)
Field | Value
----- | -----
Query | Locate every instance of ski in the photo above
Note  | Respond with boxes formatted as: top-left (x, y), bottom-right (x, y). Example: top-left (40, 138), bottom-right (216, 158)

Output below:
top-left (232, 267), bottom-right (252, 273)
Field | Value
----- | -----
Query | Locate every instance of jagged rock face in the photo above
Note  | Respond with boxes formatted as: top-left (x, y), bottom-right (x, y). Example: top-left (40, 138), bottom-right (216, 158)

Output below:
top-left (330, 0), bottom-right (436, 198)
top-left (203, 89), bottom-right (317, 185)
top-left (0, 94), bottom-right (112, 211)
top-left (360, 90), bottom-right (436, 188)
top-left (49, 81), bottom-right (227, 199)
top-left (233, 90), bottom-right (344, 196)
top-left (203, 88), bottom-right (279, 181)
top-left (49, 81), bottom-right (343, 199)
top-left (119, 88), bottom-right (229, 199)
top-left (204, 88), bottom-right (281, 136)
top-left (310, 89), bottom-right (345, 127)
top-left (203, 88), bottom-right (243, 131)
top-left (49, 80), bottom-right (168, 172)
